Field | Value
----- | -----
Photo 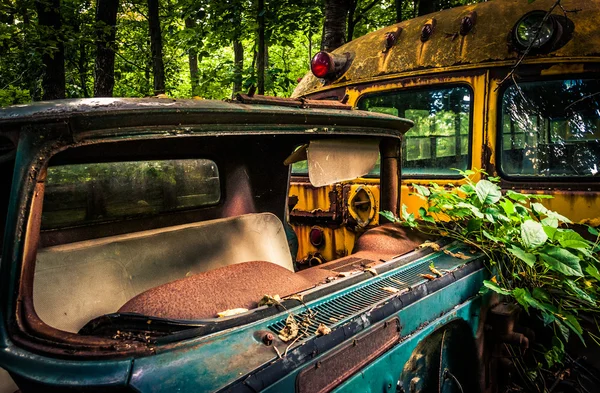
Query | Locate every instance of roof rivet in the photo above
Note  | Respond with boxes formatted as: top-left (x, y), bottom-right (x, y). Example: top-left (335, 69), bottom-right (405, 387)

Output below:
top-left (421, 18), bottom-right (437, 42)
top-left (460, 12), bottom-right (477, 36)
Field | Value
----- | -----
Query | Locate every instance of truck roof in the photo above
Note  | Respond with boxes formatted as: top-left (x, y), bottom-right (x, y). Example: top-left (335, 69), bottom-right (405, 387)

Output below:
top-left (0, 97), bottom-right (413, 138)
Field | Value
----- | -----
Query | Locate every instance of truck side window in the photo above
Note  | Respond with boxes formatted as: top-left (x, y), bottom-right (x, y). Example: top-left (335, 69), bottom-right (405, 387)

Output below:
top-left (42, 159), bottom-right (220, 229)
top-left (357, 86), bottom-right (472, 177)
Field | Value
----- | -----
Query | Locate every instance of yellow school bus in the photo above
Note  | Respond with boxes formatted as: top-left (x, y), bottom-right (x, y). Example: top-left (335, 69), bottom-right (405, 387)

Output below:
top-left (289, 0), bottom-right (600, 264)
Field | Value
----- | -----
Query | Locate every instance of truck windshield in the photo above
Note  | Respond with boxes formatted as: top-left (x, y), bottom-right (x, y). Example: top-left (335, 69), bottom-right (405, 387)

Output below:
top-left (500, 79), bottom-right (600, 178)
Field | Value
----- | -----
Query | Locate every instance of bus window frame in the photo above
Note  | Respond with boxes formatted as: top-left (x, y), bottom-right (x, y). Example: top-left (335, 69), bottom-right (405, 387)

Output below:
top-left (356, 83), bottom-right (475, 180)
top-left (494, 72), bottom-right (600, 185)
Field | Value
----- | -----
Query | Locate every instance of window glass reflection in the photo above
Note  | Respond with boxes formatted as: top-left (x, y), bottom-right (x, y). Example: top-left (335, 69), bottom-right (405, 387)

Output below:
top-left (501, 79), bottom-right (600, 178)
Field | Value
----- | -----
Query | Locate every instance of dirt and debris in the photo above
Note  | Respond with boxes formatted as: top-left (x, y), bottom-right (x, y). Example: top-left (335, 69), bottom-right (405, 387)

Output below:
top-left (381, 286), bottom-right (400, 293)
top-left (419, 273), bottom-right (437, 280)
top-left (419, 241), bottom-right (441, 251)
top-left (429, 263), bottom-right (443, 277)
top-left (112, 330), bottom-right (153, 343)
top-left (278, 314), bottom-right (300, 342)
top-left (258, 294), bottom-right (282, 307)
top-left (365, 267), bottom-right (378, 276)
top-left (443, 250), bottom-right (470, 260)
top-left (285, 294), bottom-right (304, 302)
top-left (216, 308), bottom-right (248, 318)
top-left (315, 323), bottom-right (331, 336)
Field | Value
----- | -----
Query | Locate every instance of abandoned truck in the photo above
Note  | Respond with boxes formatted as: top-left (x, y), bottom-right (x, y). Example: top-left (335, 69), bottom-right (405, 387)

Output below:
top-left (0, 97), bottom-right (489, 392)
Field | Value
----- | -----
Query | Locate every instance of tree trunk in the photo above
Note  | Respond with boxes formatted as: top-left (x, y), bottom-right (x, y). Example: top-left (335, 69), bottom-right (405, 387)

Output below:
top-left (321, 0), bottom-right (349, 52)
top-left (233, 41), bottom-right (243, 95)
top-left (417, 0), bottom-right (437, 16)
top-left (35, 0), bottom-right (65, 99)
top-left (232, 0), bottom-right (243, 96)
top-left (148, 0), bottom-right (165, 95)
top-left (184, 18), bottom-right (199, 97)
top-left (395, 0), bottom-right (403, 22)
top-left (346, 0), bottom-right (356, 43)
top-left (79, 31), bottom-right (89, 97)
top-left (93, 0), bottom-right (118, 97)
top-left (257, 0), bottom-right (265, 95)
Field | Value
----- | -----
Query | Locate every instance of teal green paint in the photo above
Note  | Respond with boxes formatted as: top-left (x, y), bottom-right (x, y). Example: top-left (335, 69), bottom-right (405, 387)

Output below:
top-left (262, 268), bottom-right (487, 393)
top-left (332, 287), bottom-right (484, 393)
top-left (129, 246), bottom-right (483, 392)
top-left (0, 346), bottom-right (132, 387)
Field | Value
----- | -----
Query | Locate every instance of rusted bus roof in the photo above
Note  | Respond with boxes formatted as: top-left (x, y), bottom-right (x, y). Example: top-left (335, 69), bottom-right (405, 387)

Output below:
top-left (0, 97), bottom-right (413, 138)
top-left (293, 0), bottom-right (600, 97)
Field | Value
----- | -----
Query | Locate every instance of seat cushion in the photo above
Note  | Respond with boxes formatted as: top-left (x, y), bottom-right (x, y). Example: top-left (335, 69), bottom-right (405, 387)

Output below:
top-left (119, 261), bottom-right (321, 320)
top-left (352, 223), bottom-right (430, 260)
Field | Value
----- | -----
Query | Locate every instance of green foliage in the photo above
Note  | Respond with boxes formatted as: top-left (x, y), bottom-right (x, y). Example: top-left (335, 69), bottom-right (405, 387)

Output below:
top-left (0, 86), bottom-right (30, 107)
top-left (1, 0), bottom-right (490, 103)
top-left (381, 169), bottom-right (600, 367)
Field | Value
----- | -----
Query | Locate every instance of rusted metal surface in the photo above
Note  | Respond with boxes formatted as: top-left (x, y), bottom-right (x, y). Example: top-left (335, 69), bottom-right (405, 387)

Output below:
top-left (289, 188), bottom-right (341, 224)
top-left (294, 0), bottom-right (600, 97)
top-left (234, 93), bottom-right (351, 110)
top-left (0, 98), bottom-right (412, 137)
top-left (296, 318), bottom-right (400, 393)
top-left (379, 138), bottom-right (401, 218)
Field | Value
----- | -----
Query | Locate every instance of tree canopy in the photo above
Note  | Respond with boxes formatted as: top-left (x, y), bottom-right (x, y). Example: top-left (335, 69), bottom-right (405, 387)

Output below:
top-left (0, 0), bottom-right (484, 106)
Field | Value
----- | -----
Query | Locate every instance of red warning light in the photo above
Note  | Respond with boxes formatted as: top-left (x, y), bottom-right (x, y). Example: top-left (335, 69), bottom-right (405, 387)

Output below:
top-left (311, 52), bottom-right (333, 78)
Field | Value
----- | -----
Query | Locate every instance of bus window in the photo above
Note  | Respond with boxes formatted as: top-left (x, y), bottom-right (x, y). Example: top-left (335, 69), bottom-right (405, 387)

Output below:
top-left (500, 79), bottom-right (600, 178)
top-left (358, 86), bottom-right (472, 177)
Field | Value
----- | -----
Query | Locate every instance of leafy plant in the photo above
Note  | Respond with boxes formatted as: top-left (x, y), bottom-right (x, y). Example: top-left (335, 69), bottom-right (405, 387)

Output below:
top-left (381, 169), bottom-right (600, 366)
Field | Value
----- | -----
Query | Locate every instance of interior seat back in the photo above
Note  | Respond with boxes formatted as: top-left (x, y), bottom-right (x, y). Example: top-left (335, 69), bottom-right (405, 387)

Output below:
top-left (33, 213), bottom-right (292, 333)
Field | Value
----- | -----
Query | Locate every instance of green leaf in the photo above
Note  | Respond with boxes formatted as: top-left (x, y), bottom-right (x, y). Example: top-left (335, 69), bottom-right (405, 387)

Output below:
top-left (540, 245), bottom-right (583, 277)
top-left (541, 217), bottom-right (559, 228)
top-left (565, 280), bottom-right (595, 305)
top-left (379, 210), bottom-right (398, 223)
top-left (466, 218), bottom-right (482, 233)
top-left (412, 184), bottom-right (430, 197)
top-left (563, 313), bottom-right (584, 343)
top-left (543, 225), bottom-right (558, 240)
top-left (459, 184), bottom-right (475, 195)
top-left (546, 210), bottom-right (572, 224)
top-left (558, 231), bottom-right (591, 250)
top-left (506, 190), bottom-right (529, 202)
top-left (401, 205), bottom-right (417, 227)
top-left (555, 320), bottom-right (570, 342)
top-left (418, 207), bottom-right (436, 223)
top-left (585, 263), bottom-right (600, 281)
top-left (456, 202), bottom-right (484, 218)
top-left (542, 312), bottom-right (556, 326)
top-left (515, 204), bottom-right (529, 217)
top-left (588, 226), bottom-right (599, 236)
top-left (508, 246), bottom-right (536, 267)
top-left (483, 280), bottom-right (511, 296)
top-left (500, 199), bottom-right (515, 216)
top-left (531, 202), bottom-right (548, 215)
top-left (530, 194), bottom-right (553, 200)
top-left (521, 220), bottom-right (548, 249)
top-left (475, 180), bottom-right (502, 205)
top-left (532, 287), bottom-right (551, 303)
top-left (512, 287), bottom-right (544, 313)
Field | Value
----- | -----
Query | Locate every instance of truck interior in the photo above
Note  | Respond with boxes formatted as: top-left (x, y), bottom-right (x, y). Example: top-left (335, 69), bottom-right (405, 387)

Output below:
top-left (30, 132), bottom-right (428, 336)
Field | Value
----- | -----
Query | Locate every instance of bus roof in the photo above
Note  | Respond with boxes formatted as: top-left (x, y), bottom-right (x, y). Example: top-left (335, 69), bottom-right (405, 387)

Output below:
top-left (293, 0), bottom-right (600, 97)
